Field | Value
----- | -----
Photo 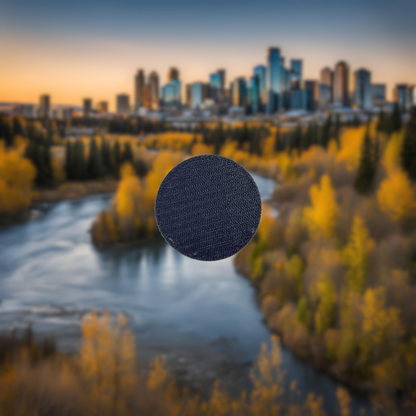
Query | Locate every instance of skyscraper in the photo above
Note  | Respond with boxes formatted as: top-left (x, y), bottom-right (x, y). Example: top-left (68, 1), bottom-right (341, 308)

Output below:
top-left (162, 80), bottom-right (181, 107)
top-left (149, 71), bottom-right (160, 110)
top-left (142, 84), bottom-right (151, 109)
top-left (319, 84), bottom-right (332, 111)
top-left (168, 67), bottom-right (179, 82)
top-left (97, 101), bottom-right (108, 113)
top-left (394, 84), bottom-right (414, 111)
top-left (333, 61), bottom-right (350, 107)
top-left (304, 80), bottom-right (319, 111)
top-left (233, 78), bottom-right (247, 108)
top-left (266, 47), bottom-right (285, 114)
top-left (249, 75), bottom-right (260, 114)
top-left (39, 94), bottom-right (50, 117)
top-left (192, 82), bottom-right (209, 109)
top-left (290, 59), bottom-right (302, 90)
top-left (83, 98), bottom-right (92, 117)
top-left (186, 84), bottom-right (193, 107)
top-left (290, 89), bottom-right (307, 110)
top-left (320, 67), bottom-right (333, 87)
top-left (209, 70), bottom-right (225, 103)
top-left (135, 69), bottom-right (145, 109)
top-left (254, 65), bottom-right (266, 110)
top-left (116, 94), bottom-right (130, 114)
top-left (371, 84), bottom-right (386, 107)
top-left (354, 68), bottom-right (372, 110)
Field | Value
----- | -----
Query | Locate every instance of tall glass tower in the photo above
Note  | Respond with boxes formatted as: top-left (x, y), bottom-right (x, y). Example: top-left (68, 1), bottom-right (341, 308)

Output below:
top-left (290, 60), bottom-right (302, 89)
top-left (266, 47), bottom-right (284, 114)
top-left (254, 65), bottom-right (266, 111)
top-left (354, 68), bottom-right (372, 110)
top-left (249, 75), bottom-right (260, 114)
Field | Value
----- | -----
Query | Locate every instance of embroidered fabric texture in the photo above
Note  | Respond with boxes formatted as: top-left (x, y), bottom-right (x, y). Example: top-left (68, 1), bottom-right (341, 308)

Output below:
top-left (155, 155), bottom-right (262, 261)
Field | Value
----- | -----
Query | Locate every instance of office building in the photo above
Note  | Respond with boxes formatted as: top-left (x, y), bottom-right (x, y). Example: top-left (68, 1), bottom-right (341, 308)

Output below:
top-left (39, 94), bottom-right (50, 117)
top-left (266, 47), bottom-right (285, 114)
top-left (254, 65), bottom-right (267, 109)
top-left (56, 107), bottom-right (73, 120)
top-left (83, 98), bottom-right (92, 117)
top-left (116, 94), bottom-right (130, 114)
top-left (333, 61), bottom-right (350, 107)
top-left (209, 69), bottom-right (225, 103)
top-left (162, 80), bottom-right (181, 107)
top-left (290, 89), bottom-right (307, 110)
top-left (186, 84), bottom-right (193, 107)
top-left (97, 101), bottom-right (108, 113)
top-left (192, 82), bottom-right (209, 109)
top-left (233, 77), bottom-right (247, 108)
top-left (304, 80), bottom-right (319, 111)
top-left (168, 67), bottom-right (179, 82)
top-left (371, 84), bottom-right (386, 107)
top-left (290, 60), bottom-right (302, 89)
top-left (135, 69), bottom-right (145, 110)
top-left (320, 67), bottom-right (333, 87)
top-left (149, 71), bottom-right (160, 110)
top-left (394, 84), bottom-right (414, 111)
top-left (319, 84), bottom-right (332, 111)
top-left (142, 84), bottom-right (151, 108)
top-left (249, 75), bottom-right (260, 114)
top-left (354, 69), bottom-right (372, 110)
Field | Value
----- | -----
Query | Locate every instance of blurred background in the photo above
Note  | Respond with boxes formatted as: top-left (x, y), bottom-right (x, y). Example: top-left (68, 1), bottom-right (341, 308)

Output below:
top-left (0, 0), bottom-right (416, 415)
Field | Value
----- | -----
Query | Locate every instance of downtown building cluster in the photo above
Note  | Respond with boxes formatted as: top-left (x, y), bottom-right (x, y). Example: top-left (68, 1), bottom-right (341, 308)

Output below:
top-left (2, 46), bottom-right (414, 120)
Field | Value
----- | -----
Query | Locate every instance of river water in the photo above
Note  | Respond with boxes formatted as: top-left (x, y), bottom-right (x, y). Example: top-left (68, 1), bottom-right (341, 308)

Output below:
top-left (0, 174), bottom-right (370, 414)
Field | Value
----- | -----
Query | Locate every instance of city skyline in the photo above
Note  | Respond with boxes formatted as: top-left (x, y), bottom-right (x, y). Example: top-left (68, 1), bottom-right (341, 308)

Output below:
top-left (1, 0), bottom-right (415, 110)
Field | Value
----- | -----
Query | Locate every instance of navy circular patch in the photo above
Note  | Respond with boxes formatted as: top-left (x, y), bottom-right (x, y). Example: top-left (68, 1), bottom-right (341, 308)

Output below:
top-left (155, 155), bottom-right (262, 261)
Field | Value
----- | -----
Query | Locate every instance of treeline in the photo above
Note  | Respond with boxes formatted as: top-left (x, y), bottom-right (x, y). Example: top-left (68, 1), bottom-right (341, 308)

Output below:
top-left (0, 312), bottom-right (354, 416)
top-left (91, 152), bottom-right (181, 246)
top-left (234, 108), bottom-right (416, 413)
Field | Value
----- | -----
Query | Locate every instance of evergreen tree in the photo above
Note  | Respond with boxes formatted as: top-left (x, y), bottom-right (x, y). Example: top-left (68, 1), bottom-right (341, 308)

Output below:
top-left (101, 139), bottom-right (112, 175)
top-left (113, 140), bottom-right (122, 177)
top-left (88, 138), bottom-right (104, 179)
top-left (377, 109), bottom-right (387, 133)
top-left (355, 128), bottom-right (375, 194)
top-left (274, 125), bottom-right (282, 152)
top-left (401, 107), bottom-right (416, 181)
top-left (73, 140), bottom-right (88, 180)
top-left (65, 141), bottom-right (73, 180)
top-left (122, 142), bottom-right (134, 164)
top-left (319, 115), bottom-right (332, 148)
top-left (389, 103), bottom-right (402, 133)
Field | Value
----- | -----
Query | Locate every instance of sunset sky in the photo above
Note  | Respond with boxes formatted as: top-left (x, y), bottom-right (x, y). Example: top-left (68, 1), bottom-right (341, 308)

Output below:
top-left (1, 0), bottom-right (415, 111)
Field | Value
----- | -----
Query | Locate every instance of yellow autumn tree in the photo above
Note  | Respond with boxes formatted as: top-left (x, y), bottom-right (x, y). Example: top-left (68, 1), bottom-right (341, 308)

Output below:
top-left (360, 287), bottom-right (403, 365)
top-left (377, 169), bottom-right (416, 221)
top-left (342, 215), bottom-right (375, 294)
top-left (0, 140), bottom-right (36, 222)
top-left (337, 126), bottom-right (366, 170)
top-left (304, 174), bottom-right (339, 238)
top-left (80, 311), bottom-right (137, 416)
top-left (314, 274), bottom-right (337, 335)
top-left (382, 130), bottom-right (405, 175)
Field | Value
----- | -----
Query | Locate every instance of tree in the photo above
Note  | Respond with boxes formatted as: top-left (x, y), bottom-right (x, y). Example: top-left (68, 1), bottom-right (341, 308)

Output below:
top-left (401, 107), bottom-right (416, 181)
top-left (88, 138), bottom-right (104, 179)
top-left (377, 169), bottom-right (416, 221)
top-left (389, 103), bottom-right (402, 134)
top-left (354, 127), bottom-right (375, 194)
top-left (342, 216), bottom-right (374, 294)
top-left (314, 274), bottom-right (337, 335)
top-left (73, 140), bottom-right (88, 180)
top-left (304, 174), bottom-right (339, 238)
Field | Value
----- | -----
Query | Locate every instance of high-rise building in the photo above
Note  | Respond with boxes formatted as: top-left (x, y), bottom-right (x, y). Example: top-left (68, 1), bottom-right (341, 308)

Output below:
top-left (233, 78), bottom-right (247, 108)
top-left (290, 89), bottom-right (307, 110)
top-left (209, 69), bottom-right (226, 103)
top-left (97, 101), bottom-right (108, 113)
top-left (168, 67), bottom-right (179, 82)
top-left (186, 84), bottom-right (193, 107)
top-left (290, 60), bottom-right (302, 90)
top-left (333, 61), bottom-right (350, 107)
top-left (319, 84), bottom-right (332, 111)
top-left (142, 84), bottom-right (152, 109)
top-left (83, 98), bottom-right (92, 117)
top-left (39, 94), bottom-right (50, 117)
top-left (371, 84), bottom-right (386, 107)
top-left (320, 67), bottom-right (333, 87)
top-left (304, 80), bottom-right (319, 111)
top-left (116, 94), bottom-right (130, 114)
top-left (149, 71), bottom-right (160, 110)
top-left (254, 65), bottom-right (267, 110)
top-left (135, 69), bottom-right (145, 109)
top-left (162, 80), bottom-right (181, 107)
top-left (266, 47), bottom-right (285, 114)
top-left (394, 84), bottom-right (414, 111)
top-left (192, 82), bottom-right (209, 109)
top-left (354, 68), bottom-right (372, 110)
top-left (249, 75), bottom-right (260, 114)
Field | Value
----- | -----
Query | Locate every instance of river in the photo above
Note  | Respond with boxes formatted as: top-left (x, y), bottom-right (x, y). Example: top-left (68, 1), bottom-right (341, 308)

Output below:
top-left (0, 173), bottom-right (371, 414)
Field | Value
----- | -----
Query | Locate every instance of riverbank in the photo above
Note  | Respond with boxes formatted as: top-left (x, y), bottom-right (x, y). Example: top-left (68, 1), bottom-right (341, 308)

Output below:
top-left (32, 179), bottom-right (118, 203)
